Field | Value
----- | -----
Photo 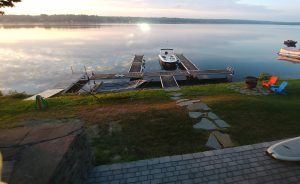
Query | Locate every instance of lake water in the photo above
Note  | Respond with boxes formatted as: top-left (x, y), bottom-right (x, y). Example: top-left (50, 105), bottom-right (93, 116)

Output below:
top-left (1, 24), bottom-right (300, 94)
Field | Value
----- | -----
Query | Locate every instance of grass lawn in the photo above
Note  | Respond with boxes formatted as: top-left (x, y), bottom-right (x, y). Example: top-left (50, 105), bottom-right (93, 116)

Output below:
top-left (1, 79), bottom-right (300, 165)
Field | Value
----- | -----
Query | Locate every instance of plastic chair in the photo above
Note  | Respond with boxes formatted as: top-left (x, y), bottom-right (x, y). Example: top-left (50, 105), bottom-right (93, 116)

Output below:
top-left (270, 81), bottom-right (288, 95)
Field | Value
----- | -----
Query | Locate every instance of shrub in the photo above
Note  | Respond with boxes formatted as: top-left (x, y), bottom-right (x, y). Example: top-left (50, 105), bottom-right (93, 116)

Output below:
top-left (8, 91), bottom-right (29, 99)
top-left (258, 73), bottom-right (271, 81)
top-left (0, 90), bottom-right (3, 96)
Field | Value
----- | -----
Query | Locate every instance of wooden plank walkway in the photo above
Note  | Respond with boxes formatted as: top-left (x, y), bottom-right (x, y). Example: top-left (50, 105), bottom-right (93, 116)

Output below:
top-left (24, 89), bottom-right (64, 101)
top-left (52, 73), bottom-right (88, 91)
top-left (25, 73), bottom-right (88, 101)
top-left (176, 54), bottom-right (199, 71)
top-left (128, 55), bottom-right (144, 73)
top-left (91, 69), bottom-right (233, 80)
top-left (160, 75), bottom-right (180, 89)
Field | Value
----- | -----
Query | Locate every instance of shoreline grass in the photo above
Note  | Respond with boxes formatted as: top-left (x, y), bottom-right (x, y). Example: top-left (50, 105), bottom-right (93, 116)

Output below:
top-left (1, 80), bottom-right (300, 164)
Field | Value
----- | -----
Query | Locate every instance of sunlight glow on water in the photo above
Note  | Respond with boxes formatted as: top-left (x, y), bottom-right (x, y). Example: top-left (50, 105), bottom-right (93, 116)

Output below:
top-left (138, 23), bottom-right (151, 32)
top-left (1, 24), bottom-right (300, 94)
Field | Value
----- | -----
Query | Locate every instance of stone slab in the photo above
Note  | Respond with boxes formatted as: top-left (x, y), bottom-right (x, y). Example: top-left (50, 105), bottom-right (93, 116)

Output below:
top-left (206, 133), bottom-right (222, 150)
top-left (208, 112), bottom-right (220, 120)
top-left (215, 120), bottom-right (231, 128)
top-left (188, 100), bottom-right (201, 103)
top-left (188, 112), bottom-right (204, 119)
top-left (187, 103), bottom-right (211, 112)
top-left (212, 131), bottom-right (234, 148)
top-left (176, 99), bottom-right (190, 103)
top-left (0, 120), bottom-right (88, 184)
top-left (170, 97), bottom-right (181, 101)
top-left (193, 118), bottom-right (217, 130)
top-left (171, 93), bottom-right (183, 97)
top-left (177, 101), bottom-right (194, 107)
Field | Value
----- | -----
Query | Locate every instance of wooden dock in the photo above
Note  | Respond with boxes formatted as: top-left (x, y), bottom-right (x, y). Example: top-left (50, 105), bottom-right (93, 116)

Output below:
top-left (128, 55), bottom-right (145, 73)
top-left (91, 69), bottom-right (233, 80)
top-left (25, 73), bottom-right (88, 101)
top-left (160, 75), bottom-right (180, 89)
top-left (26, 53), bottom-right (234, 99)
top-left (176, 54), bottom-right (199, 72)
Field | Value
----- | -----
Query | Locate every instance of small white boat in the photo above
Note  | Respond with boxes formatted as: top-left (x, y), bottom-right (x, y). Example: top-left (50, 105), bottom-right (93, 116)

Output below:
top-left (278, 48), bottom-right (300, 59)
top-left (267, 137), bottom-right (300, 161)
top-left (158, 49), bottom-right (179, 70)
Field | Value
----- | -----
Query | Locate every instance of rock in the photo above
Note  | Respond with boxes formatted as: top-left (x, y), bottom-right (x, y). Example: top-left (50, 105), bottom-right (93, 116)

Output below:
top-left (170, 97), bottom-right (181, 101)
top-left (188, 103), bottom-right (211, 111)
top-left (171, 93), bottom-right (183, 97)
top-left (212, 131), bottom-right (234, 148)
top-left (214, 120), bottom-right (231, 128)
top-left (208, 112), bottom-right (219, 120)
top-left (188, 100), bottom-right (201, 103)
top-left (206, 133), bottom-right (222, 150)
top-left (177, 101), bottom-right (194, 107)
top-left (193, 118), bottom-right (217, 130)
top-left (189, 112), bottom-right (204, 119)
top-left (176, 99), bottom-right (190, 103)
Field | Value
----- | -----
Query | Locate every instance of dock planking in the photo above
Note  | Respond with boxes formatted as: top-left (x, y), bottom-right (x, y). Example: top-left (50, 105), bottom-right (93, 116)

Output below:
top-left (25, 73), bottom-right (88, 101)
top-left (176, 54), bottom-right (199, 72)
top-left (128, 55), bottom-right (145, 73)
top-left (26, 53), bottom-right (234, 97)
top-left (160, 75), bottom-right (180, 89)
top-left (91, 69), bottom-right (233, 80)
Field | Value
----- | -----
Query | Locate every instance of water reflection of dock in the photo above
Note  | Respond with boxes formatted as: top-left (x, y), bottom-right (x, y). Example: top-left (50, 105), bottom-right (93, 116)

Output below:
top-left (278, 56), bottom-right (300, 64)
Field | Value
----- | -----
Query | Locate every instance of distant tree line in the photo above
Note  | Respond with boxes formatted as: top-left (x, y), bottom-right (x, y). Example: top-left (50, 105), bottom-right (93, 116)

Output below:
top-left (0, 15), bottom-right (300, 25)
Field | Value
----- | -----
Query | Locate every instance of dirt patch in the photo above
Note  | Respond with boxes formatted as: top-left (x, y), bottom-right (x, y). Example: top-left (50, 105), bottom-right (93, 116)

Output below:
top-left (77, 101), bottom-right (176, 125)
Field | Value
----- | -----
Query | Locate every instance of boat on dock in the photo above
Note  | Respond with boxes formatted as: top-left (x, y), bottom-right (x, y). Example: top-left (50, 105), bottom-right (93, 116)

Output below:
top-left (158, 49), bottom-right (179, 71)
top-left (278, 48), bottom-right (300, 60)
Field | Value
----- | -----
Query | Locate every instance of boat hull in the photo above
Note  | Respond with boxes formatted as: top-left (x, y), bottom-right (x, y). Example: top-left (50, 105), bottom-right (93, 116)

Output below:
top-left (278, 48), bottom-right (300, 59)
top-left (159, 60), bottom-right (178, 71)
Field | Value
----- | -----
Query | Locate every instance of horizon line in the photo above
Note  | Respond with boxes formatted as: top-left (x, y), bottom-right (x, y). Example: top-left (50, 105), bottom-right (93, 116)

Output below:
top-left (2, 14), bottom-right (300, 24)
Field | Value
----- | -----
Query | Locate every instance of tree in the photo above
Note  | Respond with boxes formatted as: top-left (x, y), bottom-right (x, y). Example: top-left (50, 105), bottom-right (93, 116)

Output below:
top-left (0, 0), bottom-right (21, 15)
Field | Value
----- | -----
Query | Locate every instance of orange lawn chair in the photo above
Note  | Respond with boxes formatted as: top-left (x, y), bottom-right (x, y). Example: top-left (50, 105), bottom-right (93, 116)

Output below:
top-left (262, 76), bottom-right (279, 88)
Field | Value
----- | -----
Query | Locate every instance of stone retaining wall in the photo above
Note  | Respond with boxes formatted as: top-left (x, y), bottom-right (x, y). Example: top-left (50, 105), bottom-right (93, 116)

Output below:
top-left (50, 131), bottom-right (94, 184)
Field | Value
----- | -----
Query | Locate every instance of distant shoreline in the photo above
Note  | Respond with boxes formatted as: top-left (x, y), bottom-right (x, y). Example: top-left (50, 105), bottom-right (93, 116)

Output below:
top-left (1, 15), bottom-right (300, 26)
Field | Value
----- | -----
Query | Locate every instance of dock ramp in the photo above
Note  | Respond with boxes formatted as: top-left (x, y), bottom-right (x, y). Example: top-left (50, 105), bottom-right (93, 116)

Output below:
top-left (25, 73), bottom-right (88, 101)
top-left (160, 75), bottom-right (180, 89)
top-left (176, 54), bottom-right (199, 72)
top-left (128, 55), bottom-right (145, 73)
top-left (24, 89), bottom-right (64, 101)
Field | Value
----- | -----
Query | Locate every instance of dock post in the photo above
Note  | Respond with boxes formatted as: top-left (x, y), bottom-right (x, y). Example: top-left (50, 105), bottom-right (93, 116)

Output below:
top-left (226, 66), bottom-right (234, 82)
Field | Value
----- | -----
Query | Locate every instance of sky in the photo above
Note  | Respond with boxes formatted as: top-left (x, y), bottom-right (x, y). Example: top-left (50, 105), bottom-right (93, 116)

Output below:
top-left (2, 0), bottom-right (300, 22)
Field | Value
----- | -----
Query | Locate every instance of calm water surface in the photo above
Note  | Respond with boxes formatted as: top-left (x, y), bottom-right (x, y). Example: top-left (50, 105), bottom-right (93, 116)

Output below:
top-left (1, 24), bottom-right (300, 93)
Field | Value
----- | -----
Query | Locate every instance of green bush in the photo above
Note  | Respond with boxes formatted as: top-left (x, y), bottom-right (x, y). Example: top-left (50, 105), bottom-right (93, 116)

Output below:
top-left (0, 90), bottom-right (3, 96)
top-left (258, 73), bottom-right (271, 81)
top-left (7, 91), bottom-right (29, 99)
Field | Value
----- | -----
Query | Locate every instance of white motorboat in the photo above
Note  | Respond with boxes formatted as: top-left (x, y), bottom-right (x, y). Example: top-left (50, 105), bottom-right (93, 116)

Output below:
top-left (278, 48), bottom-right (300, 59)
top-left (158, 49), bottom-right (179, 70)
